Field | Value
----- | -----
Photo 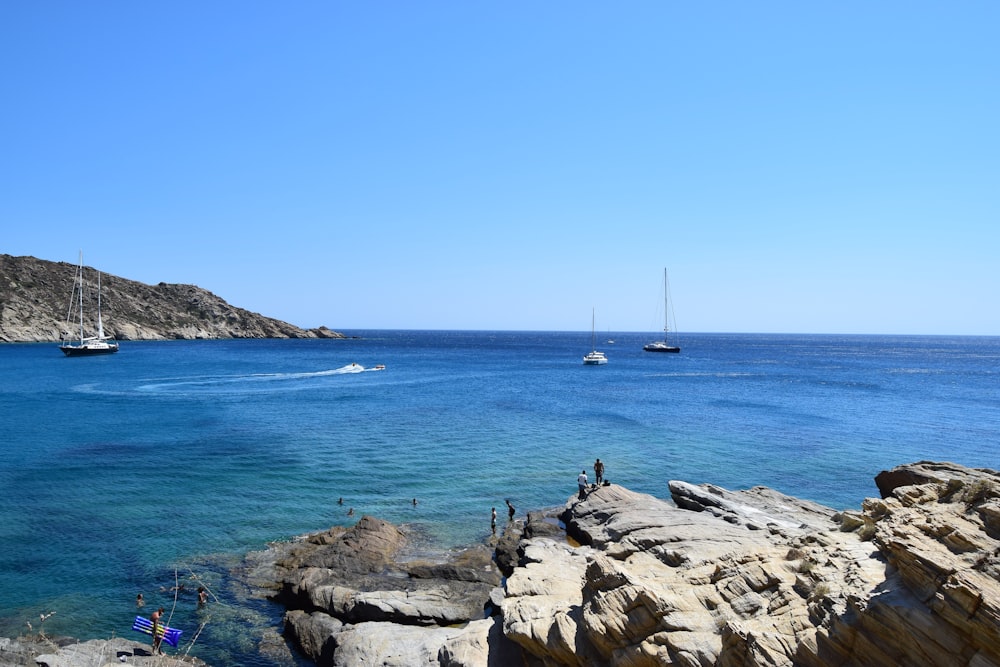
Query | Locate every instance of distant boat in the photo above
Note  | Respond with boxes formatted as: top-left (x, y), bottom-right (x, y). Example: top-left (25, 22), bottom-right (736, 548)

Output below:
top-left (60, 252), bottom-right (119, 357)
top-left (583, 308), bottom-right (608, 365)
top-left (643, 268), bottom-right (680, 354)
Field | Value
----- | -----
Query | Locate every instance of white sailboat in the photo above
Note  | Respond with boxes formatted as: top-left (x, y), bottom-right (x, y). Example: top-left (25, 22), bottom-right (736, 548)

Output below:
top-left (60, 252), bottom-right (119, 356)
top-left (643, 268), bottom-right (680, 353)
top-left (583, 308), bottom-right (608, 365)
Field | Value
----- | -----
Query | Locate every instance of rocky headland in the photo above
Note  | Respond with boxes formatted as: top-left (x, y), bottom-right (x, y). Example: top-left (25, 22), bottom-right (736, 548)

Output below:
top-left (4, 461), bottom-right (997, 666)
top-left (244, 460), bottom-right (999, 666)
top-left (0, 254), bottom-right (344, 342)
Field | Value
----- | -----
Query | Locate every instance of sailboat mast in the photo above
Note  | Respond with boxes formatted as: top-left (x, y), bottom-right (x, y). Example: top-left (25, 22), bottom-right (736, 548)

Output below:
top-left (662, 268), bottom-right (669, 341)
top-left (77, 252), bottom-right (85, 344)
top-left (97, 271), bottom-right (105, 339)
top-left (591, 308), bottom-right (596, 351)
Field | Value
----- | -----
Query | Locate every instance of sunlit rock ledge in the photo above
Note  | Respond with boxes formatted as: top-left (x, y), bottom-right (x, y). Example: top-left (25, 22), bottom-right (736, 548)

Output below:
top-left (238, 460), bottom-right (1000, 667)
top-left (513, 462), bottom-right (1000, 667)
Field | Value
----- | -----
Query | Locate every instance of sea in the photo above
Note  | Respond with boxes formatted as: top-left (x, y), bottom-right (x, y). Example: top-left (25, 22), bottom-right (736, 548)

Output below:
top-left (1, 331), bottom-right (998, 664)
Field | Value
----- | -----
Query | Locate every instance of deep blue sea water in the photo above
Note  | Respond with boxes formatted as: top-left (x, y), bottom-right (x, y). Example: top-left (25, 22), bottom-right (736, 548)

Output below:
top-left (1, 331), bottom-right (998, 664)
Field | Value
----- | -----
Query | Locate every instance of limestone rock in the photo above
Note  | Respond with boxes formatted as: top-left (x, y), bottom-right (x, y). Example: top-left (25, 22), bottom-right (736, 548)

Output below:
top-left (874, 460), bottom-right (1000, 500)
top-left (284, 610), bottom-right (342, 665)
top-left (245, 515), bottom-right (503, 665)
top-left (505, 464), bottom-right (1000, 667)
top-left (501, 539), bottom-right (602, 666)
top-left (246, 461), bottom-right (1000, 666)
top-left (519, 483), bottom-right (841, 666)
top-left (493, 520), bottom-right (525, 577)
top-left (437, 617), bottom-right (525, 667)
top-left (330, 621), bottom-right (462, 666)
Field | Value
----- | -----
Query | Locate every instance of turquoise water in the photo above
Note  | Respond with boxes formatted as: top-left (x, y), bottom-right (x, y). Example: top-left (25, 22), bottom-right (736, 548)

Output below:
top-left (1, 332), bottom-right (998, 664)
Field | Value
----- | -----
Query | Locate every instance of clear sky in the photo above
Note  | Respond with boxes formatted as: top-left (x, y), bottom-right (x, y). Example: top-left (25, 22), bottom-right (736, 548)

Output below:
top-left (3, 3), bottom-right (997, 335)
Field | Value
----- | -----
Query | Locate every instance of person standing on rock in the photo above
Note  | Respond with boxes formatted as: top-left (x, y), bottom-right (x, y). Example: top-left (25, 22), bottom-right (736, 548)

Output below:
top-left (491, 507), bottom-right (497, 534)
top-left (506, 499), bottom-right (515, 521)
top-left (594, 458), bottom-right (605, 486)
top-left (577, 469), bottom-right (589, 499)
top-left (150, 607), bottom-right (164, 654)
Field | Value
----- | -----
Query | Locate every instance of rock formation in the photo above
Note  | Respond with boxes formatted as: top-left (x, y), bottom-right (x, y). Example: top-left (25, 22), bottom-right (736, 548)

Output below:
top-left (241, 515), bottom-right (525, 666)
top-left (504, 461), bottom-right (1000, 666)
top-left (245, 461), bottom-right (999, 667)
top-left (0, 254), bottom-right (344, 342)
top-left (0, 635), bottom-right (207, 667)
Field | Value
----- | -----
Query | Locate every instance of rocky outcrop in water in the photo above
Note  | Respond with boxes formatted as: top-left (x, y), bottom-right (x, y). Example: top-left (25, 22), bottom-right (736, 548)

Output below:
top-left (246, 461), bottom-right (999, 666)
top-left (0, 254), bottom-right (343, 342)
top-left (241, 515), bottom-right (524, 666)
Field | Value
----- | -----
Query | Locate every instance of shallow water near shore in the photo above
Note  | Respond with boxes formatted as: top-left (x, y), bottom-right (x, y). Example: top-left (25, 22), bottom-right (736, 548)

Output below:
top-left (1, 331), bottom-right (998, 664)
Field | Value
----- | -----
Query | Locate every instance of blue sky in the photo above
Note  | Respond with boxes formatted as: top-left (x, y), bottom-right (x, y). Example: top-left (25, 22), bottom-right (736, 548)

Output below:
top-left (3, 3), bottom-right (997, 334)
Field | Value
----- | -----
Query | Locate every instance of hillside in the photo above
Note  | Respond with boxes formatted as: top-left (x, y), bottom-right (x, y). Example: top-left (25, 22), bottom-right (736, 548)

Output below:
top-left (0, 254), bottom-right (344, 342)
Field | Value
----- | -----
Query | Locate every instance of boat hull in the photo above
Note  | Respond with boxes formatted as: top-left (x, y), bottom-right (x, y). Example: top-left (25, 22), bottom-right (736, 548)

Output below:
top-left (60, 343), bottom-right (119, 356)
top-left (643, 343), bottom-right (680, 353)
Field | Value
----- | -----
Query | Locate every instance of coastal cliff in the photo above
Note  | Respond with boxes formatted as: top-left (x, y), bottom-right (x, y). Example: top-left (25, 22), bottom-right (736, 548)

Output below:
top-left (0, 254), bottom-right (343, 342)
top-left (246, 461), bottom-right (999, 666)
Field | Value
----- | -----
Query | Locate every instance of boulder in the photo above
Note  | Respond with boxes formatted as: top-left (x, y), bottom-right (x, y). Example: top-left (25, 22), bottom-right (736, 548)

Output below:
top-left (245, 515), bottom-right (503, 665)
top-left (874, 460), bottom-right (1000, 499)
top-left (284, 609), bottom-right (342, 665)
top-left (493, 520), bottom-right (524, 577)
top-left (330, 621), bottom-right (467, 667)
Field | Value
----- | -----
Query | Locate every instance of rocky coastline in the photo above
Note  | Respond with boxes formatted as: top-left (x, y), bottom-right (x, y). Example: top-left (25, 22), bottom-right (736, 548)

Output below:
top-left (3, 461), bottom-right (998, 666)
top-left (0, 254), bottom-right (344, 342)
top-left (244, 460), bottom-right (999, 666)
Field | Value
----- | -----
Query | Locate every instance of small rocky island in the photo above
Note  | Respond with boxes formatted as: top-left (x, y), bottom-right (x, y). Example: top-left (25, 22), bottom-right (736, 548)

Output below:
top-left (3, 461), bottom-right (997, 666)
top-left (0, 254), bottom-right (344, 342)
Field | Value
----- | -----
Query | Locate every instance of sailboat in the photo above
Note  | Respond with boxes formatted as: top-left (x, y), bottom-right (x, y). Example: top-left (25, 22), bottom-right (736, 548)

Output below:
top-left (643, 268), bottom-right (680, 353)
top-left (60, 252), bottom-right (119, 356)
top-left (583, 308), bottom-right (608, 365)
